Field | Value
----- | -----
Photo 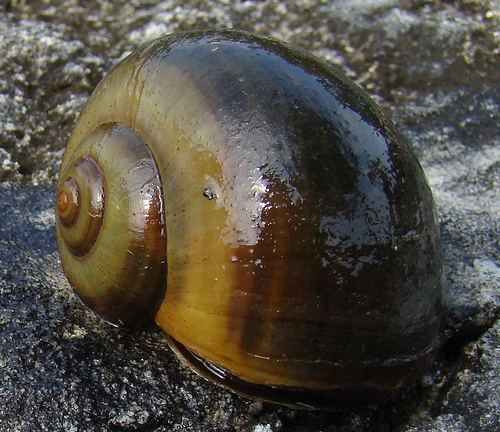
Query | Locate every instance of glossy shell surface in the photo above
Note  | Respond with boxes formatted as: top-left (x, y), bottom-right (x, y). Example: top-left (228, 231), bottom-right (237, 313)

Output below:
top-left (56, 30), bottom-right (444, 408)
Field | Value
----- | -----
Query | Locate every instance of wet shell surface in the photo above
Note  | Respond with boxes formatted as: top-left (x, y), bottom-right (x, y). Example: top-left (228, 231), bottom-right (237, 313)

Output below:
top-left (55, 30), bottom-right (444, 408)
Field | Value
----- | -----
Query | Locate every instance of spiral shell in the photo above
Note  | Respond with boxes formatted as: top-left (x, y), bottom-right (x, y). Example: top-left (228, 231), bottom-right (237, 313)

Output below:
top-left (56, 30), bottom-right (444, 408)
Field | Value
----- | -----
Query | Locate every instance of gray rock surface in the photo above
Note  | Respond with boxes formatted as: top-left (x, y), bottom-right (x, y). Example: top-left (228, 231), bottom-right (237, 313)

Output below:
top-left (0, 1), bottom-right (498, 431)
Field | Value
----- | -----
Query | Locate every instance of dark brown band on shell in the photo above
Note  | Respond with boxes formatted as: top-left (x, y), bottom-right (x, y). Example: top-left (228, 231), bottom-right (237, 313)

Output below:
top-left (166, 335), bottom-right (431, 409)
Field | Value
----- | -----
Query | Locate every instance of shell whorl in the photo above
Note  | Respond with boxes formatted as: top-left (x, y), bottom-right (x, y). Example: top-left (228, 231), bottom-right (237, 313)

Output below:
top-left (56, 123), bottom-right (167, 326)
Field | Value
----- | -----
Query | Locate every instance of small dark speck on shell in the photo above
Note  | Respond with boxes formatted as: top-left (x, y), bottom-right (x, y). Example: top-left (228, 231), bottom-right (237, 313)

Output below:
top-left (203, 187), bottom-right (215, 200)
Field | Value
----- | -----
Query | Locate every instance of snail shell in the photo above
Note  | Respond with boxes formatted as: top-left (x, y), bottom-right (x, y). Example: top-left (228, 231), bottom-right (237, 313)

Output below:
top-left (56, 30), bottom-right (444, 408)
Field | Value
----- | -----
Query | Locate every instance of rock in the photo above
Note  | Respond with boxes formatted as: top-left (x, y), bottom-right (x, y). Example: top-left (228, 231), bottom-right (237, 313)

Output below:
top-left (403, 321), bottom-right (500, 431)
top-left (0, 1), bottom-right (498, 431)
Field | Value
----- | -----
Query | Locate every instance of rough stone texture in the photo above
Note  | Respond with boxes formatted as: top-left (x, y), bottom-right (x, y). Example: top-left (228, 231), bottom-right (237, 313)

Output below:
top-left (0, 1), bottom-right (498, 431)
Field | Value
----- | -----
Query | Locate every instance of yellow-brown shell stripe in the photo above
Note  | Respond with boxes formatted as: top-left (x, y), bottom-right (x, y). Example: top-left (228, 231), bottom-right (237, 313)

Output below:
top-left (57, 123), bottom-right (167, 326)
top-left (60, 37), bottom-right (239, 374)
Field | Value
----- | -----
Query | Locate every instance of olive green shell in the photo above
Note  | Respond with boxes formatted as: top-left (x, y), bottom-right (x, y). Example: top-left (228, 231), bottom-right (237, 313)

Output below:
top-left (56, 30), bottom-right (444, 408)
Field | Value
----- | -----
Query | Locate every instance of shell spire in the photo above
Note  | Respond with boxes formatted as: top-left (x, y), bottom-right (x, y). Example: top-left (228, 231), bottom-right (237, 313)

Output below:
top-left (56, 123), bottom-right (167, 327)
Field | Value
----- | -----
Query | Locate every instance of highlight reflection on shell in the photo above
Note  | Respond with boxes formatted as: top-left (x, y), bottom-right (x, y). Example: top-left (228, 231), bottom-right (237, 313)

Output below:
top-left (56, 30), bottom-right (444, 408)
